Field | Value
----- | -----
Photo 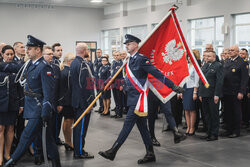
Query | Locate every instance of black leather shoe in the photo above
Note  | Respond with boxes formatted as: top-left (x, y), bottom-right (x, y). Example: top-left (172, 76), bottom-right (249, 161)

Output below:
top-left (115, 115), bottom-right (122, 118)
top-left (52, 158), bottom-right (61, 167)
top-left (200, 135), bottom-right (210, 140)
top-left (74, 151), bottom-right (94, 159)
top-left (56, 139), bottom-right (64, 146)
top-left (98, 108), bottom-right (104, 113)
top-left (151, 138), bottom-right (161, 147)
top-left (220, 131), bottom-right (231, 137)
top-left (98, 142), bottom-right (120, 161)
top-left (206, 136), bottom-right (218, 141)
top-left (110, 114), bottom-right (118, 118)
top-left (64, 143), bottom-right (74, 151)
top-left (3, 157), bottom-right (15, 167)
top-left (173, 130), bottom-right (187, 144)
top-left (3, 158), bottom-right (15, 167)
top-left (137, 145), bottom-right (156, 164)
top-left (228, 133), bottom-right (240, 138)
top-left (34, 156), bottom-right (44, 165)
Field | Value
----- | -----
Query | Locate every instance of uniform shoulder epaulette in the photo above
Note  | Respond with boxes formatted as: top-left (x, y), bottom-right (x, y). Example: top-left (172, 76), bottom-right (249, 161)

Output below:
top-left (42, 60), bottom-right (49, 65)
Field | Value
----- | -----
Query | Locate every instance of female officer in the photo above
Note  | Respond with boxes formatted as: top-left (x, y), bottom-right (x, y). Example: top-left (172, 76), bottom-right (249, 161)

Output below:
top-left (0, 45), bottom-right (22, 166)
top-left (58, 53), bottom-right (75, 151)
top-left (99, 56), bottom-right (111, 116)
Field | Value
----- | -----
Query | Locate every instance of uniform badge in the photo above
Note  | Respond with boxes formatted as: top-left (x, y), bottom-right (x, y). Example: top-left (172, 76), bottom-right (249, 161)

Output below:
top-left (146, 61), bottom-right (149, 64)
top-left (47, 71), bottom-right (52, 75)
top-left (232, 68), bottom-right (235, 72)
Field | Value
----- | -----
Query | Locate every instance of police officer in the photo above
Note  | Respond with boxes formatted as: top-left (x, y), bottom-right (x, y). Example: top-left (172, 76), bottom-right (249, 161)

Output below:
top-left (199, 51), bottom-right (224, 141)
top-left (52, 43), bottom-right (62, 66)
top-left (110, 51), bottom-right (123, 118)
top-left (239, 48), bottom-right (249, 128)
top-left (98, 34), bottom-right (184, 164)
top-left (94, 49), bottom-right (104, 113)
top-left (70, 43), bottom-right (94, 159)
top-left (4, 35), bottom-right (61, 167)
top-left (51, 43), bottom-right (64, 145)
top-left (222, 45), bottom-right (249, 138)
top-left (147, 90), bottom-right (186, 146)
top-left (12, 42), bottom-right (25, 150)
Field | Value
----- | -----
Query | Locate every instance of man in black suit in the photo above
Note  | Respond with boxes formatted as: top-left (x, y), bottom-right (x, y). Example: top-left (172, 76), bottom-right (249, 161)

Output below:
top-left (199, 51), bottom-right (224, 141)
top-left (222, 45), bottom-right (249, 138)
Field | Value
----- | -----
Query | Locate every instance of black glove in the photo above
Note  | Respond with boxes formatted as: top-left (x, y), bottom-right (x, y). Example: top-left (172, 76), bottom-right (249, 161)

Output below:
top-left (41, 102), bottom-right (52, 123)
top-left (172, 85), bottom-right (185, 93)
top-left (42, 114), bottom-right (50, 123)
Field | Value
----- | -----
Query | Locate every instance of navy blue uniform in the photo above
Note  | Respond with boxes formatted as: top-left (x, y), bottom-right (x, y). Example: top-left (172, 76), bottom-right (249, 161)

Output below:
top-left (70, 56), bottom-right (93, 156)
top-left (99, 64), bottom-right (111, 99)
top-left (50, 63), bottom-right (63, 143)
top-left (13, 56), bottom-right (26, 146)
top-left (111, 60), bottom-right (123, 116)
top-left (115, 52), bottom-right (175, 148)
top-left (10, 57), bottom-right (60, 162)
top-left (94, 57), bottom-right (104, 110)
top-left (147, 90), bottom-right (176, 139)
top-left (0, 61), bottom-right (23, 125)
top-left (223, 56), bottom-right (249, 136)
top-left (198, 61), bottom-right (224, 137)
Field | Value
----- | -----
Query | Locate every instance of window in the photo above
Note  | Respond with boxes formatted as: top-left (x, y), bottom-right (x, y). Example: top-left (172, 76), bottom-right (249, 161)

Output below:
top-left (190, 17), bottom-right (224, 59)
top-left (101, 29), bottom-right (120, 59)
top-left (124, 25), bottom-right (147, 42)
top-left (235, 13), bottom-right (250, 52)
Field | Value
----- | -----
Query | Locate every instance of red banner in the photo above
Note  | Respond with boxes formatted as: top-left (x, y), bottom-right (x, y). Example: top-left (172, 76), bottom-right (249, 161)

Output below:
top-left (139, 9), bottom-right (189, 103)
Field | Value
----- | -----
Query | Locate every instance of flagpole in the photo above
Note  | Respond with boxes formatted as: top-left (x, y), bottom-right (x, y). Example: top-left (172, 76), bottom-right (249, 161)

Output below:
top-left (170, 8), bottom-right (210, 88)
top-left (72, 57), bottom-right (129, 128)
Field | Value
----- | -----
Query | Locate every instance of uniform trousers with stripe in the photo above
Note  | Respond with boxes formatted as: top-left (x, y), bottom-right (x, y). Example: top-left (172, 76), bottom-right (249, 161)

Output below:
top-left (11, 118), bottom-right (59, 161)
top-left (73, 108), bottom-right (91, 156)
top-left (115, 105), bottom-right (152, 147)
top-left (148, 91), bottom-right (176, 138)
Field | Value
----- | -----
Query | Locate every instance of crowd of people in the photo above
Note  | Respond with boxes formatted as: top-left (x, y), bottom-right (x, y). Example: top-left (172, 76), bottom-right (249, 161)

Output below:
top-left (0, 34), bottom-right (249, 167)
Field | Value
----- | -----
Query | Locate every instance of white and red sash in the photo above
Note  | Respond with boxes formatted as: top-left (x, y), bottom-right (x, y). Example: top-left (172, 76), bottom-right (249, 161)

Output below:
top-left (125, 57), bottom-right (149, 117)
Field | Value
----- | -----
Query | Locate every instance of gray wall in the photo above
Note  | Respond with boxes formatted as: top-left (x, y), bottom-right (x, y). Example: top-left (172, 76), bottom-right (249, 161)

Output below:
top-left (0, 3), bottom-right (103, 54)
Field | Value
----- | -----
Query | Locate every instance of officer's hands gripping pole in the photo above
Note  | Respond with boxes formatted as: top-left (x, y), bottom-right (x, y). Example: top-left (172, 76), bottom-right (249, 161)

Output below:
top-left (72, 56), bottom-right (130, 128)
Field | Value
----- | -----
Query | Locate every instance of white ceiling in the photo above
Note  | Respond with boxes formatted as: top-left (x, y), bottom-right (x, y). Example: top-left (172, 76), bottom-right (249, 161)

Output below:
top-left (0, 0), bottom-right (134, 8)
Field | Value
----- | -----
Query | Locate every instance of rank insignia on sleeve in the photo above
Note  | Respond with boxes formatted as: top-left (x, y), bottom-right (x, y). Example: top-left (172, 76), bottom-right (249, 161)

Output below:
top-left (47, 71), bottom-right (52, 75)
top-left (232, 68), bottom-right (235, 72)
top-left (247, 65), bottom-right (249, 69)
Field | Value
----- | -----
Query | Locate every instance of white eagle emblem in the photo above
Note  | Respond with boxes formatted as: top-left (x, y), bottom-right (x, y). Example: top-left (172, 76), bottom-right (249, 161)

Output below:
top-left (162, 39), bottom-right (184, 65)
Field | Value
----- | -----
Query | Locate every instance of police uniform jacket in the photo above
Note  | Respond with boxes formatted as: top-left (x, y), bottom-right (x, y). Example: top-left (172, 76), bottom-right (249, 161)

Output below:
top-left (125, 52), bottom-right (174, 106)
top-left (223, 56), bottom-right (249, 95)
top-left (23, 57), bottom-right (55, 119)
top-left (94, 57), bottom-right (102, 78)
top-left (58, 66), bottom-right (72, 107)
top-left (70, 56), bottom-right (93, 109)
top-left (111, 60), bottom-right (123, 88)
top-left (198, 61), bottom-right (224, 97)
top-left (52, 56), bottom-right (61, 66)
top-left (51, 63), bottom-right (60, 107)
top-left (0, 61), bottom-right (23, 112)
top-left (99, 64), bottom-right (111, 85)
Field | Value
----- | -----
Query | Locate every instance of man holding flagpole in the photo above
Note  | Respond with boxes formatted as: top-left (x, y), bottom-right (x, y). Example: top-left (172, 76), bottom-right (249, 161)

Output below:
top-left (98, 34), bottom-right (184, 164)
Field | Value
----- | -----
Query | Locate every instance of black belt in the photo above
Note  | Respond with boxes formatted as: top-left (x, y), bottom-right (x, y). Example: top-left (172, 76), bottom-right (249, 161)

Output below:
top-left (24, 90), bottom-right (43, 98)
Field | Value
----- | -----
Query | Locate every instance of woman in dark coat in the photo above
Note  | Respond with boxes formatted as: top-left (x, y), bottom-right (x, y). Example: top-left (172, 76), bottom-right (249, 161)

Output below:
top-left (0, 45), bottom-right (22, 166)
top-left (98, 56), bottom-right (111, 116)
top-left (58, 52), bottom-right (75, 151)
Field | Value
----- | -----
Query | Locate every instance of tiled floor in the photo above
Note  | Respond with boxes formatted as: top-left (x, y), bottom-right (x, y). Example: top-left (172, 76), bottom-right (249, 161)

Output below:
top-left (17, 111), bottom-right (250, 167)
